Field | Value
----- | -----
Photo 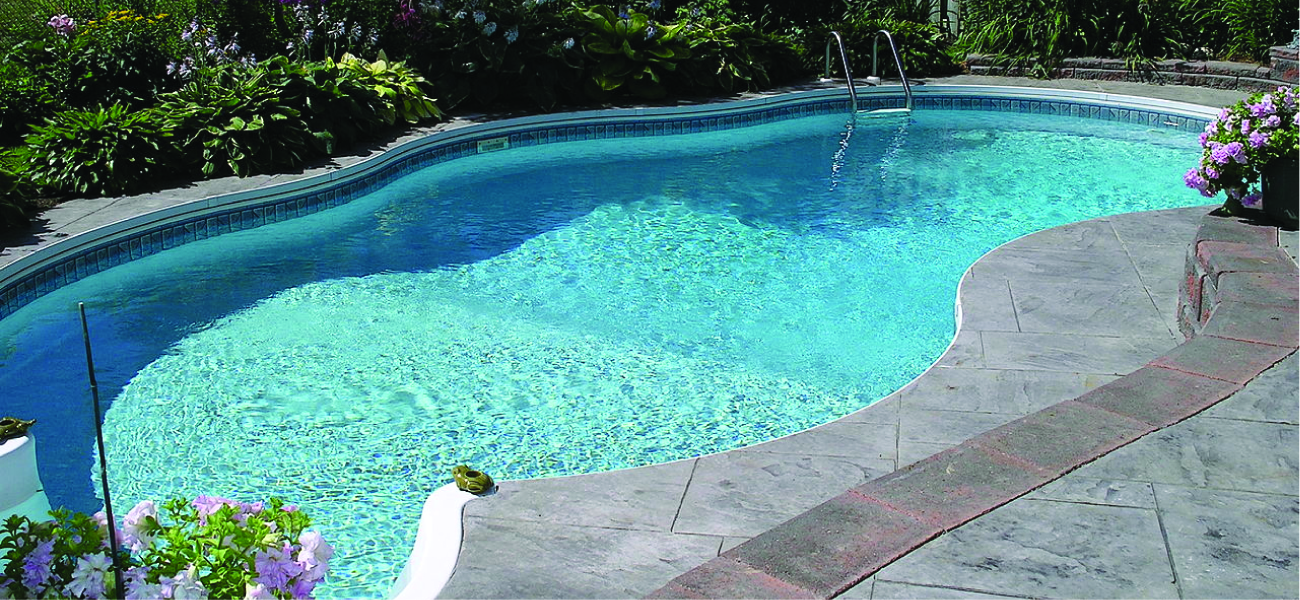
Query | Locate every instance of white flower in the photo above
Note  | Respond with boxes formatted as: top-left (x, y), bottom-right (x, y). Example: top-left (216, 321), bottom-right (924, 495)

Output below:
top-left (244, 583), bottom-right (275, 600)
top-left (504, 26), bottom-right (518, 43)
top-left (482, 21), bottom-right (497, 35)
top-left (167, 566), bottom-right (208, 600)
top-left (123, 500), bottom-right (158, 552)
top-left (297, 530), bottom-right (334, 581)
top-left (66, 553), bottom-right (112, 599)
top-left (562, 37), bottom-right (575, 49)
top-left (473, 10), bottom-right (486, 23)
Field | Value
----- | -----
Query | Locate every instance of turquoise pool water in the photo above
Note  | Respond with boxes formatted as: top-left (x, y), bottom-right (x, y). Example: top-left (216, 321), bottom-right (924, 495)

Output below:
top-left (0, 108), bottom-right (1203, 598)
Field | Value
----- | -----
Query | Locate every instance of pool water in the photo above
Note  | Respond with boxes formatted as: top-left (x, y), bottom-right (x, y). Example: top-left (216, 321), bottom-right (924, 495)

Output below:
top-left (0, 109), bottom-right (1203, 598)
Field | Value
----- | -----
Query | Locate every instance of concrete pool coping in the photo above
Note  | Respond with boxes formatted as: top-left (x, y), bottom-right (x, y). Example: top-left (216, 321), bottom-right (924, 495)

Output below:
top-left (0, 77), bottom-right (1292, 598)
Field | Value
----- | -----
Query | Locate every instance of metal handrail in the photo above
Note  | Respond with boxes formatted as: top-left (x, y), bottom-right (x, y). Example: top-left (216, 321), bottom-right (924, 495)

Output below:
top-left (871, 30), bottom-right (914, 111)
top-left (821, 32), bottom-right (857, 113)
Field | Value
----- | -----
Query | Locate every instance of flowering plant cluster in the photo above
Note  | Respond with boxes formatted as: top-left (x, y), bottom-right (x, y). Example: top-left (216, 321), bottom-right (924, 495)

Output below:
top-left (0, 497), bottom-right (332, 600)
top-left (1184, 86), bottom-right (1300, 212)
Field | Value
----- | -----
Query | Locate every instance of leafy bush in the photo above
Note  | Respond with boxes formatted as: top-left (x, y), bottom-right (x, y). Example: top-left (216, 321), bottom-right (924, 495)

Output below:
top-left (676, 19), bottom-right (803, 93)
top-left (159, 66), bottom-right (316, 178)
top-left (256, 55), bottom-right (384, 155)
top-left (575, 5), bottom-right (694, 99)
top-left (333, 52), bottom-right (443, 125)
top-left (1220, 0), bottom-right (1296, 63)
top-left (0, 61), bottom-right (60, 146)
top-left (23, 104), bottom-right (175, 197)
top-left (402, 0), bottom-right (587, 111)
top-left (0, 153), bottom-right (41, 232)
top-left (69, 9), bottom-right (182, 107)
top-left (808, 17), bottom-right (960, 78)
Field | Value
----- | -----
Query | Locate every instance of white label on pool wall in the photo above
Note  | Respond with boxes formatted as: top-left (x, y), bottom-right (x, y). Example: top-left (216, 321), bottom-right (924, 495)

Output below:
top-left (477, 137), bottom-right (509, 153)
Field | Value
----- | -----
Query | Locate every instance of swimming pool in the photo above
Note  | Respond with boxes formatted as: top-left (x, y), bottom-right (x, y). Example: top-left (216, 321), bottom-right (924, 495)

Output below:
top-left (0, 88), bottom-right (1211, 598)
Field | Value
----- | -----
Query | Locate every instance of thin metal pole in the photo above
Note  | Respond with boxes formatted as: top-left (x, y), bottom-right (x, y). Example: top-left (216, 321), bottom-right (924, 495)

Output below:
top-left (79, 302), bottom-right (125, 600)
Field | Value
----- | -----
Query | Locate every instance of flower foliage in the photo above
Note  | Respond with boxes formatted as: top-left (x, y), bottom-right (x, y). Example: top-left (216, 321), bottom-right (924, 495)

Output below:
top-left (0, 497), bottom-right (331, 600)
top-left (1184, 86), bottom-right (1299, 212)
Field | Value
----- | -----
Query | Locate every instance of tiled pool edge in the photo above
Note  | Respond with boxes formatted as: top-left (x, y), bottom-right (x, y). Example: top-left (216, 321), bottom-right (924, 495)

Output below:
top-left (0, 85), bottom-right (1218, 321)
top-left (644, 214), bottom-right (1298, 599)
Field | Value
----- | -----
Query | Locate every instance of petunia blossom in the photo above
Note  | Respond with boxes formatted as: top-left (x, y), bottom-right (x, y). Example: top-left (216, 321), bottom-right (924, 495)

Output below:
top-left (255, 543), bottom-right (305, 591)
top-left (66, 553), bottom-right (112, 599)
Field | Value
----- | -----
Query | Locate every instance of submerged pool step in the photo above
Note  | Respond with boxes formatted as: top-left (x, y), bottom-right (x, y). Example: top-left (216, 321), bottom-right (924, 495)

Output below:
top-left (856, 107), bottom-right (912, 118)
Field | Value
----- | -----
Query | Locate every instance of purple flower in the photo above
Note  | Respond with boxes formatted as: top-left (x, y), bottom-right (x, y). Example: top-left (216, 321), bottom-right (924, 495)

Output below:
top-left (192, 495), bottom-right (235, 525)
top-left (1204, 166), bottom-right (1219, 180)
top-left (255, 543), bottom-right (305, 591)
top-left (1240, 119), bottom-right (1251, 134)
top-left (281, 504), bottom-right (299, 513)
top-left (287, 577), bottom-right (318, 599)
top-left (21, 540), bottom-right (55, 594)
top-left (1248, 97), bottom-right (1276, 117)
top-left (296, 530), bottom-right (333, 581)
top-left (1217, 107), bottom-right (1232, 122)
top-left (66, 553), bottom-right (112, 599)
top-left (47, 14), bottom-right (76, 36)
top-left (1183, 168), bottom-right (1209, 194)
top-left (1264, 115), bottom-right (1281, 128)
top-left (1248, 131), bottom-right (1269, 149)
top-left (125, 567), bottom-right (164, 600)
top-left (1242, 190), bottom-right (1263, 208)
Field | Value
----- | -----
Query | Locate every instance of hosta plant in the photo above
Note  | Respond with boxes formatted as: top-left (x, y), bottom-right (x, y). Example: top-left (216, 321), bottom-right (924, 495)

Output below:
top-left (333, 52), bottom-right (442, 125)
top-left (575, 5), bottom-right (693, 100)
top-left (676, 18), bottom-right (801, 94)
top-left (23, 104), bottom-right (175, 197)
top-left (0, 497), bottom-right (332, 600)
top-left (258, 55), bottom-right (385, 155)
top-left (159, 66), bottom-right (316, 178)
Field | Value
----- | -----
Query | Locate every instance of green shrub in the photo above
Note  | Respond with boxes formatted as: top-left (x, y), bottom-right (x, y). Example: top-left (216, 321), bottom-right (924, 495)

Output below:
top-left (575, 5), bottom-right (694, 99)
top-left (1220, 0), bottom-right (1296, 63)
top-left (402, 0), bottom-right (587, 111)
top-left (0, 62), bottom-right (60, 147)
top-left (676, 19), bottom-right (803, 93)
top-left (159, 66), bottom-right (316, 178)
top-left (0, 149), bottom-right (42, 231)
top-left (333, 52), bottom-right (443, 125)
top-left (256, 55), bottom-right (385, 155)
top-left (23, 104), bottom-right (175, 197)
top-left (809, 17), bottom-right (960, 78)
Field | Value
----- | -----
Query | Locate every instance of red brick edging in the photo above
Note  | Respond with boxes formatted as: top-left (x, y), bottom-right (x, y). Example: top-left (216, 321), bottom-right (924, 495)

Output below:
top-left (646, 213), bottom-right (1298, 600)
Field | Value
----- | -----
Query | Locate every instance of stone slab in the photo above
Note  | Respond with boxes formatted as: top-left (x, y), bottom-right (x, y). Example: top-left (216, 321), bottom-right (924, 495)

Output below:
top-left (1075, 365), bottom-right (1243, 427)
top-left (1155, 485), bottom-right (1300, 600)
top-left (1127, 243), bottom-right (1193, 289)
top-left (1202, 352), bottom-right (1299, 424)
top-left (898, 407), bottom-right (1017, 446)
top-left (744, 421), bottom-right (897, 461)
top-left (1200, 300), bottom-right (1300, 348)
top-left (441, 517), bottom-right (721, 599)
top-left (969, 400), bottom-right (1154, 473)
top-left (1216, 272), bottom-right (1300, 306)
top-left (1108, 206), bottom-right (1210, 247)
top-left (980, 331), bottom-right (1176, 375)
top-left (1198, 241), bottom-right (1295, 279)
top-left (870, 580), bottom-right (1031, 599)
top-left (969, 247), bottom-right (1143, 286)
top-left (874, 499), bottom-right (1178, 599)
top-left (853, 444), bottom-right (1048, 530)
top-left (1149, 335), bottom-right (1294, 383)
top-left (673, 451), bottom-right (894, 537)
top-left (723, 492), bottom-right (941, 598)
top-left (1026, 477), bottom-right (1157, 509)
top-left (462, 458), bottom-right (694, 531)
top-left (996, 218), bottom-right (1124, 253)
top-left (1072, 417), bottom-right (1299, 496)
top-left (646, 558), bottom-right (817, 599)
top-left (955, 274), bottom-right (1019, 332)
top-left (899, 367), bottom-right (1114, 416)
top-left (1194, 215), bottom-right (1280, 247)
top-left (932, 330), bottom-right (985, 369)
top-left (1007, 281), bottom-right (1168, 336)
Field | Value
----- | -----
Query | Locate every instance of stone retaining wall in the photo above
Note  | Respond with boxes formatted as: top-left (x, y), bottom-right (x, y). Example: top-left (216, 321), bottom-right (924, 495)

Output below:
top-left (1178, 214), bottom-right (1299, 342)
top-left (967, 46), bottom-right (1298, 92)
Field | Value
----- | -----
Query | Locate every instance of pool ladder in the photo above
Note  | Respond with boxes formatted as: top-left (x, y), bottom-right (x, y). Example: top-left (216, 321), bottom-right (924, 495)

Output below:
top-left (820, 30), bottom-right (914, 117)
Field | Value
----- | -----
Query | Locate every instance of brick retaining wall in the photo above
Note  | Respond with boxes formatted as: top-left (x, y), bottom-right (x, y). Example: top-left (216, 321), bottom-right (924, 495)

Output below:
top-left (967, 46), bottom-right (1299, 92)
top-left (1178, 214), bottom-right (1299, 342)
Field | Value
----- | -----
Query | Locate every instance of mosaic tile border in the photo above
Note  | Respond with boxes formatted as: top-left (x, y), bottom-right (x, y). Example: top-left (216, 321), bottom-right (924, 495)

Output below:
top-left (0, 91), bottom-right (1213, 321)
